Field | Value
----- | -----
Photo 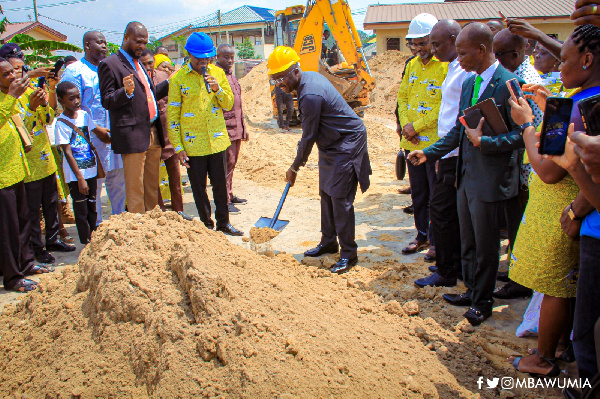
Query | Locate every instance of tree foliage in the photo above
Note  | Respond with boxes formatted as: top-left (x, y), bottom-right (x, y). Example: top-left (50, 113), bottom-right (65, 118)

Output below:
top-left (106, 42), bottom-right (120, 55)
top-left (147, 36), bottom-right (162, 52)
top-left (235, 38), bottom-right (257, 59)
top-left (172, 35), bottom-right (188, 57)
top-left (8, 34), bottom-right (83, 66)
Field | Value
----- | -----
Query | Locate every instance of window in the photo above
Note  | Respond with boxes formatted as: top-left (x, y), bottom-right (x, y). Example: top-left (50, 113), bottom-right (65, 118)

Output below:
top-left (386, 37), bottom-right (400, 51)
top-left (167, 44), bottom-right (178, 52)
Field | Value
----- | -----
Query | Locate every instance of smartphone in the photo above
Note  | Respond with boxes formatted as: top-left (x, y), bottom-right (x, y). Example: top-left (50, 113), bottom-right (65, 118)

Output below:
top-left (539, 97), bottom-right (574, 155)
top-left (578, 93), bottom-right (600, 136)
top-left (52, 59), bottom-right (65, 79)
top-left (499, 11), bottom-right (507, 21)
top-left (506, 78), bottom-right (524, 101)
top-left (37, 76), bottom-right (46, 88)
top-left (21, 64), bottom-right (30, 77)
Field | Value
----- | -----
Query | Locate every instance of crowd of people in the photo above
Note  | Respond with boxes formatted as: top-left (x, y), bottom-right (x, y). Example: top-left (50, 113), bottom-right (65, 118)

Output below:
top-left (0, 24), bottom-right (250, 295)
top-left (1, 0), bottom-right (600, 395)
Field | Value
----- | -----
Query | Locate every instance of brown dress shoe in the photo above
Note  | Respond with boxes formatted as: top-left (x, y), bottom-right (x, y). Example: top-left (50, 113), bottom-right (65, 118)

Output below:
top-left (402, 240), bottom-right (430, 254)
top-left (397, 186), bottom-right (412, 194)
top-left (424, 246), bottom-right (436, 262)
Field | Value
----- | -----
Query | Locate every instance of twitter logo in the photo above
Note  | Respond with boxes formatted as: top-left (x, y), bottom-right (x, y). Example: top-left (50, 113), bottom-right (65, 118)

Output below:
top-left (487, 378), bottom-right (499, 389)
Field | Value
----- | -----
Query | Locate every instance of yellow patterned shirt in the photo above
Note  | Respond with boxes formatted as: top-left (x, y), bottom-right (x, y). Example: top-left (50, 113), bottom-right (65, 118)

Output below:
top-left (0, 92), bottom-right (29, 189)
top-left (167, 63), bottom-right (234, 157)
top-left (15, 87), bottom-right (57, 183)
top-left (397, 56), bottom-right (448, 151)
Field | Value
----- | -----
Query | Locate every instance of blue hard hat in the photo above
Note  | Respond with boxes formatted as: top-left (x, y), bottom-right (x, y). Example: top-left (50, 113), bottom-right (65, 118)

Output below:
top-left (185, 32), bottom-right (216, 58)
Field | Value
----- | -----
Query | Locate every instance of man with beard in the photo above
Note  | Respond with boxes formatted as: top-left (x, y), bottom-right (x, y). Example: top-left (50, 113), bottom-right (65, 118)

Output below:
top-left (99, 22), bottom-right (169, 213)
top-left (62, 31), bottom-right (126, 224)
top-left (268, 46), bottom-right (371, 274)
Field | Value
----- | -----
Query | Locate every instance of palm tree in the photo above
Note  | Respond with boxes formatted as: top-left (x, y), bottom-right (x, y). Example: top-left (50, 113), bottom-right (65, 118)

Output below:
top-left (9, 34), bottom-right (83, 66)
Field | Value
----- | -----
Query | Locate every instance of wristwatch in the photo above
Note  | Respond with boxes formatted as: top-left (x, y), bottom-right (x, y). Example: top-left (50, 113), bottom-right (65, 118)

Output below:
top-left (568, 202), bottom-right (585, 221)
top-left (519, 122), bottom-right (534, 132)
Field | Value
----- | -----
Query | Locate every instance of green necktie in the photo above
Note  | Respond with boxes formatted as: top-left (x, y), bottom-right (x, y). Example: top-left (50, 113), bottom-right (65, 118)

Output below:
top-left (471, 75), bottom-right (483, 106)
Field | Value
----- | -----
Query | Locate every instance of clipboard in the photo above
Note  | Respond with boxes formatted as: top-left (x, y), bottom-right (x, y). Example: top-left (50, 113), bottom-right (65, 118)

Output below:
top-left (11, 114), bottom-right (33, 152)
top-left (463, 98), bottom-right (509, 136)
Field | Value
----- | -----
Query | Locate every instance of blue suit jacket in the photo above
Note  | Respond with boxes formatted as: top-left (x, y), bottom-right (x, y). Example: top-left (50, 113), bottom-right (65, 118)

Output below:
top-left (423, 64), bottom-right (525, 202)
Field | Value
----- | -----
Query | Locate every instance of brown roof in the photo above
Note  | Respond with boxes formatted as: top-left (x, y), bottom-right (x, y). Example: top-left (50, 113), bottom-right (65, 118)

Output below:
top-left (0, 21), bottom-right (67, 43)
top-left (364, 0), bottom-right (573, 28)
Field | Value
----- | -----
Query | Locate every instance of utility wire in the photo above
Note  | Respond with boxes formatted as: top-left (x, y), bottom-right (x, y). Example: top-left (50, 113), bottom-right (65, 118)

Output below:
top-left (3, 0), bottom-right (96, 12)
top-left (39, 13), bottom-right (121, 35)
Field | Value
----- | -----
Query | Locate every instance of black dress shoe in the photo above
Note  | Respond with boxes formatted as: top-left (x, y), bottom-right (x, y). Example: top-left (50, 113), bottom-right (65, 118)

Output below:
top-left (403, 204), bottom-right (414, 214)
top-left (216, 224), bottom-right (244, 236)
top-left (463, 306), bottom-right (492, 326)
top-left (428, 265), bottom-right (438, 273)
top-left (35, 250), bottom-right (55, 264)
top-left (304, 243), bottom-right (339, 257)
top-left (442, 292), bottom-right (472, 306)
top-left (496, 271), bottom-right (510, 282)
top-left (493, 281), bottom-right (533, 299)
top-left (415, 272), bottom-right (457, 288)
top-left (330, 257), bottom-right (358, 274)
top-left (177, 211), bottom-right (194, 221)
top-left (46, 240), bottom-right (76, 252)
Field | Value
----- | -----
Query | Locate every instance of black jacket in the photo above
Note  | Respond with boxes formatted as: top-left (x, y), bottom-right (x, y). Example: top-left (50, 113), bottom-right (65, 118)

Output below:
top-left (98, 51), bottom-right (169, 154)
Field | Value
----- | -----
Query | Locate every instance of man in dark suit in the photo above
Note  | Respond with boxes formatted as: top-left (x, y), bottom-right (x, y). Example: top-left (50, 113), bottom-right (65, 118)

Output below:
top-left (268, 46), bottom-right (371, 274)
top-left (408, 22), bottom-right (526, 326)
top-left (98, 22), bottom-right (169, 214)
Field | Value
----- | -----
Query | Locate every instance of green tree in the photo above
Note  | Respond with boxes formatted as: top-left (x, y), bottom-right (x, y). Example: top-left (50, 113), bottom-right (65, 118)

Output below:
top-left (235, 38), bottom-right (257, 59)
top-left (147, 36), bottom-right (162, 52)
top-left (9, 34), bottom-right (82, 66)
top-left (106, 42), bottom-right (120, 55)
top-left (172, 35), bottom-right (188, 57)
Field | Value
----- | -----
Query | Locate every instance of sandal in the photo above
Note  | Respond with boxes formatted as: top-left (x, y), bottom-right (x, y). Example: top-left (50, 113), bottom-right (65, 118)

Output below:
top-left (8, 278), bottom-right (38, 292)
top-left (510, 350), bottom-right (561, 378)
top-left (527, 342), bottom-right (576, 363)
top-left (402, 240), bottom-right (429, 255)
top-left (26, 264), bottom-right (55, 275)
top-left (59, 228), bottom-right (74, 244)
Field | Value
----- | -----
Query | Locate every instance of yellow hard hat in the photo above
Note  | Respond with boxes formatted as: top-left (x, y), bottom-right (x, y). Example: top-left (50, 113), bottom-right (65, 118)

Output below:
top-left (267, 46), bottom-right (300, 75)
top-left (341, 61), bottom-right (350, 68)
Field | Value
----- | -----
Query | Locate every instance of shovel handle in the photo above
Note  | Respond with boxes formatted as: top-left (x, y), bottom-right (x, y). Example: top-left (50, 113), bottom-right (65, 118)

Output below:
top-left (269, 182), bottom-right (290, 228)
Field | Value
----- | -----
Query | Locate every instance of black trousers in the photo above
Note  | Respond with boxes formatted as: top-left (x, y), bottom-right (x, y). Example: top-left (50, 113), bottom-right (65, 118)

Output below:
top-left (24, 173), bottom-right (60, 253)
top-left (68, 178), bottom-right (98, 245)
top-left (405, 149), bottom-right (436, 244)
top-left (188, 151), bottom-right (229, 229)
top-left (430, 158), bottom-right (461, 279)
top-left (0, 181), bottom-right (35, 288)
top-left (320, 179), bottom-right (358, 259)
top-left (276, 92), bottom-right (294, 129)
top-left (457, 182), bottom-right (510, 312)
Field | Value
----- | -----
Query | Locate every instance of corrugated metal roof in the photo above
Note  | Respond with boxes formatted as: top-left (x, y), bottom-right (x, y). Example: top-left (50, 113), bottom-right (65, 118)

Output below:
top-left (364, 0), bottom-right (572, 26)
top-left (192, 5), bottom-right (275, 28)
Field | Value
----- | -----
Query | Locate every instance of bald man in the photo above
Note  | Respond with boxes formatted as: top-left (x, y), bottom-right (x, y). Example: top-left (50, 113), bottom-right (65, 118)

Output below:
top-left (408, 23), bottom-right (525, 326)
top-left (62, 31), bottom-right (126, 225)
top-left (415, 19), bottom-right (471, 288)
top-left (486, 19), bottom-right (504, 36)
top-left (99, 22), bottom-right (169, 214)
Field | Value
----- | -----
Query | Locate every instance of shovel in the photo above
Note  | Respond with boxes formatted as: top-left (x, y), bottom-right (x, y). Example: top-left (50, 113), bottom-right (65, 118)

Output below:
top-left (255, 182), bottom-right (290, 231)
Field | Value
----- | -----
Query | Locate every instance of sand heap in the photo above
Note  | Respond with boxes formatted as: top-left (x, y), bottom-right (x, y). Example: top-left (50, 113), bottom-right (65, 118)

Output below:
top-left (0, 210), bottom-right (486, 398)
top-left (367, 51), bottom-right (412, 119)
top-left (240, 61), bottom-right (273, 122)
top-left (249, 226), bottom-right (280, 244)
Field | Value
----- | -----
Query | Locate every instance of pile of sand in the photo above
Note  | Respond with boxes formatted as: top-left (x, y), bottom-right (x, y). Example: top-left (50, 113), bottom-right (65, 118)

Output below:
top-left (249, 226), bottom-right (280, 244)
top-left (367, 51), bottom-right (412, 119)
top-left (240, 61), bottom-right (273, 122)
top-left (0, 210), bottom-right (492, 398)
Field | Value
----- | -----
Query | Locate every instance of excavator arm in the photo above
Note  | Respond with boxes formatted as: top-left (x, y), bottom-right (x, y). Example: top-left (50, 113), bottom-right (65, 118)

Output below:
top-left (293, 0), bottom-right (375, 107)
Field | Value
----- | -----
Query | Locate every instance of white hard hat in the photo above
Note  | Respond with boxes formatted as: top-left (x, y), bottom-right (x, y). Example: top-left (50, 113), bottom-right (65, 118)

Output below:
top-left (406, 13), bottom-right (438, 39)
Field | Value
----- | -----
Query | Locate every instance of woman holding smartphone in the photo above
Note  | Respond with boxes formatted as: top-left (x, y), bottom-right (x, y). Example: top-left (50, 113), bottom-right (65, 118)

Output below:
top-left (506, 24), bottom-right (600, 378)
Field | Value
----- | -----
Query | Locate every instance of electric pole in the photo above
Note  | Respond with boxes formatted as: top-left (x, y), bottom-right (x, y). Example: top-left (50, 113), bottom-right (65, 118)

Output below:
top-left (33, 0), bottom-right (39, 21)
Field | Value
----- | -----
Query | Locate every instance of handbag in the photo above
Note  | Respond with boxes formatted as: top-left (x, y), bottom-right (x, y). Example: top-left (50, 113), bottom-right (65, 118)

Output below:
top-left (57, 118), bottom-right (106, 179)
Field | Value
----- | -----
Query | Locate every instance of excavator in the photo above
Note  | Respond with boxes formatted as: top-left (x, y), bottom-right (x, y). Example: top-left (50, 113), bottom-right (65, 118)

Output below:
top-left (271, 0), bottom-right (375, 123)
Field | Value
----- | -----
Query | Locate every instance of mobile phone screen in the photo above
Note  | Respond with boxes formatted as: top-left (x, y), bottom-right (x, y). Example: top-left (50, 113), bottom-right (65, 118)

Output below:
top-left (37, 76), bottom-right (46, 88)
top-left (507, 78), bottom-right (523, 100)
top-left (539, 97), bottom-right (574, 155)
top-left (578, 94), bottom-right (600, 137)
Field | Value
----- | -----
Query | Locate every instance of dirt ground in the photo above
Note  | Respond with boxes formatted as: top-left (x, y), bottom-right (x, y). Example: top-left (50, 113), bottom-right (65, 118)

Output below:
top-left (0, 52), bottom-right (571, 398)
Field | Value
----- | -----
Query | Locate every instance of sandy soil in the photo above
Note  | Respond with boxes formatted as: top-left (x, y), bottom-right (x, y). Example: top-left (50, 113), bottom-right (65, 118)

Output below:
top-left (0, 52), bottom-right (570, 398)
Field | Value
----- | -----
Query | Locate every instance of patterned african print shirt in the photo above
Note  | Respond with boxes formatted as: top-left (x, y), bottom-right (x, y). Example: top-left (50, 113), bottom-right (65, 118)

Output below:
top-left (515, 59), bottom-right (544, 128)
top-left (167, 63), bottom-right (233, 157)
top-left (0, 92), bottom-right (29, 189)
top-left (397, 56), bottom-right (448, 151)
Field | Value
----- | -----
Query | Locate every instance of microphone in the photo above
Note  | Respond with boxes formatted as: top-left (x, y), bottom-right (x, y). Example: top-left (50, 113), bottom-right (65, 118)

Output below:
top-left (199, 66), bottom-right (211, 93)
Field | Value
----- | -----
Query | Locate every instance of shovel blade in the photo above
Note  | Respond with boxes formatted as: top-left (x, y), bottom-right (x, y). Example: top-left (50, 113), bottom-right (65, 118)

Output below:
top-left (254, 217), bottom-right (289, 231)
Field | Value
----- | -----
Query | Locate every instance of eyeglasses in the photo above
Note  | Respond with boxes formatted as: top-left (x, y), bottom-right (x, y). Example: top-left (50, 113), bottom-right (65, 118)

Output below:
top-left (270, 68), bottom-right (297, 86)
top-left (494, 50), bottom-right (517, 58)
top-left (412, 40), bottom-right (429, 49)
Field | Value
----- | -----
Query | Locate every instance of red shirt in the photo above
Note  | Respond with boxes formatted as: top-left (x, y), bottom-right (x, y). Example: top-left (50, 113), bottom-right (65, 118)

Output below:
top-left (215, 63), bottom-right (247, 141)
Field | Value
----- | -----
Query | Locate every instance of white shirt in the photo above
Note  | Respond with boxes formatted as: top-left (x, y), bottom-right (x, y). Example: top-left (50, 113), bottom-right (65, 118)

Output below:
top-left (438, 59), bottom-right (473, 158)
top-left (55, 110), bottom-right (98, 183)
top-left (477, 60), bottom-right (499, 97)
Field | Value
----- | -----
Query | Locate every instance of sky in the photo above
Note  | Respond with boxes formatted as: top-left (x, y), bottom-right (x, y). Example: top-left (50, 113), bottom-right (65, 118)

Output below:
top-left (1, 0), bottom-right (442, 48)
